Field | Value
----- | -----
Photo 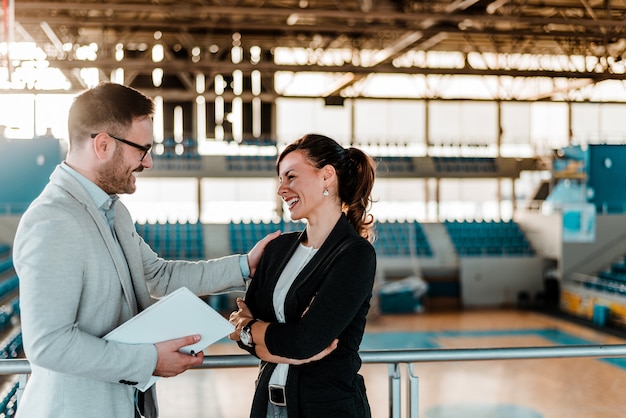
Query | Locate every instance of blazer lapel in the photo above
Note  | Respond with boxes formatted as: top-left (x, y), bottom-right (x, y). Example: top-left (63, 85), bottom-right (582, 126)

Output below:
top-left (51, 167), bottom-right (141, 315)
top-left (283, 217), bottom-right (352, 316)
top-left (291, 218), bottom-right (350, 288)
top-left (85, 203), bottom-right (141, 315)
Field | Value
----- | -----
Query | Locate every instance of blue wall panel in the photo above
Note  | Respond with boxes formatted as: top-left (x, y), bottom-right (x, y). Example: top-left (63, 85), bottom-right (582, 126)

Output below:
top-left (588, 144), bottom-right (626, 213)
top-left (0, 138), bottom-right (62, 213)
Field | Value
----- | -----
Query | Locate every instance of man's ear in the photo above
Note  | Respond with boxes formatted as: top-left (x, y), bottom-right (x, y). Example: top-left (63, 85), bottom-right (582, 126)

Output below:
top-left (92, 133), bottom-right (112, 160)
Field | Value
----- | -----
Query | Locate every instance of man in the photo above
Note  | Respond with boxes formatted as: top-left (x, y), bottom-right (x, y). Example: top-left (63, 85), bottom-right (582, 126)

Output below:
top-left (12, 81), bottom-right (278, 418)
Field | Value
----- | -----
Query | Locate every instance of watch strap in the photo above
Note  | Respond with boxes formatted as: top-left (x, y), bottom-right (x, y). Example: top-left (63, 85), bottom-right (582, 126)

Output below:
top-left (244, 319), bottom-right (258, 333)
top-left (242, 319), bottom-right (259, 347)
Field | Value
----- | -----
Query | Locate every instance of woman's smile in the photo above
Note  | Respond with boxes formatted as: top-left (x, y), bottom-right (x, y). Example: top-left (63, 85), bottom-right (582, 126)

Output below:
top-left (285, 196), bottom-right (300, 210)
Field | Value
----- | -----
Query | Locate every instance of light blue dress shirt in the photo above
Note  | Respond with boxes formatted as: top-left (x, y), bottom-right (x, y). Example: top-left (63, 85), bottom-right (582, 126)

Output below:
top-left (60, 162), bottom-right (118, 233)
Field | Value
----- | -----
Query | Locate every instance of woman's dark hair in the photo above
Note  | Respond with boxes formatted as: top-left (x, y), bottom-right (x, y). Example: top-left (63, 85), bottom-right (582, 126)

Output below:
top-left (277, 133), bottom-right (376, 242)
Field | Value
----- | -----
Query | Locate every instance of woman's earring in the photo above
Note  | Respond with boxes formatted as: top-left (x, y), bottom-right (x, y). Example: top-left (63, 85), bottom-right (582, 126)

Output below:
top-left (323, 189), bottom-right (329, 196)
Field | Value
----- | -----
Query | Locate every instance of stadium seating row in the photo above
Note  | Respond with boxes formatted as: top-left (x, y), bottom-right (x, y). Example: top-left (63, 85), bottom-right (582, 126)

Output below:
top-left (0, 248), bottom-right (38, 417)
top-left (0, 277), bottom-right (18, 303)
top-left (444, 220), bottom-right (535, 256)
top-left (137, 220), bottom-right (537, 260)
top-left (0, 260), bottom-right (13, 277)
top-left (375, 157), bottom-right (416, 173)
top-left (135, 222), bottom-right (204, 260)
top-left (373, 221), bottom-right (433, 257)
top-left (0, 250), bottom-right (21, 418)
top-left (0, 331), bottom-right (23, 415)
top-left (154, 151), bottom-right (202, 160)
top-left (0, 298), bottom-right (19, 333)
top-left (228, 220), bottom-right (302, 254)
top-left (160, 137), bottom-right (198, 149)
top-left (585, 259), bottom-right (626, 296)
top-left (0, 377), bottom-right (18, 417)
top-left (432, 157), bottom-right (498, 173)
top-left (147, 153), bottom-right (499, 175)
top-left (0, 329), bottom-right (22, 362)
top-left (225, 155), bottom-right (276, 172)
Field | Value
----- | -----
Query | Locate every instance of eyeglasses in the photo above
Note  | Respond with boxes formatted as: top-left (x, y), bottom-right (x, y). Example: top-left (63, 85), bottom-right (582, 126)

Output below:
top-left (90, 133), bottom-right (152, 161)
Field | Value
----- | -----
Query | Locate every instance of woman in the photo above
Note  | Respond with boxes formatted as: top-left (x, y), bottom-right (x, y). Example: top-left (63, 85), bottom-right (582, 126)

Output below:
top-left (230, 133), bottom-right (377, 417)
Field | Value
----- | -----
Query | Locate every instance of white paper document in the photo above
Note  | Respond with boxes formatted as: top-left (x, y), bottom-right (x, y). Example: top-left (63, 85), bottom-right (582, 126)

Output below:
top-left (104, 286), bottom-right (235, 391)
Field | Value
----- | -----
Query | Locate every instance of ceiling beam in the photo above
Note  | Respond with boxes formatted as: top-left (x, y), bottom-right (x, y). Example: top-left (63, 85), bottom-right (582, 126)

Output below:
top-left (37, 57), bottom-right (623, 80)
top-left (13, 5), bottom-right (626, 30)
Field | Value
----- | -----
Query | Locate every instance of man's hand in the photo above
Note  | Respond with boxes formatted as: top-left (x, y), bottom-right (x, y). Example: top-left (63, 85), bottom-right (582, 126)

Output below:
top-left (247, 230), bottom-right (281, 277)
top-left (153, 335), bottom-right (204, 377)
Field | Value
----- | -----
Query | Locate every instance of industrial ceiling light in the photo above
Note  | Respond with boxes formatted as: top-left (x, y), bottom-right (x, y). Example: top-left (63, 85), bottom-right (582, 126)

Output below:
top-left (152, 68), bottom-right (163, 87)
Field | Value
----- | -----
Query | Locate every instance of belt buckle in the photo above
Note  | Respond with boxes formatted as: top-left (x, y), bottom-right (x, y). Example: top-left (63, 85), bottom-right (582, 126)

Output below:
top-left (268, 384), bottom-right (287, 407)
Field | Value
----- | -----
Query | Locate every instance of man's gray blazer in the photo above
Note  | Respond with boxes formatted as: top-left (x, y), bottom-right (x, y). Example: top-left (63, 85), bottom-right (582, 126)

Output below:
top-left (13, 165), bottom-right (245, 418)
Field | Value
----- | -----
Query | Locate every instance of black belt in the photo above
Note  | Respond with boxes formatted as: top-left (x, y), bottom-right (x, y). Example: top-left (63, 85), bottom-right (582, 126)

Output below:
top-left (269, 384), bottom-right (287, 407)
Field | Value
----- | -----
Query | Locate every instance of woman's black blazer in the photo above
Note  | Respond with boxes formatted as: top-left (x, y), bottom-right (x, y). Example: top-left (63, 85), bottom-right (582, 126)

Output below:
top-left (241, 214), bottom-right (376, 417)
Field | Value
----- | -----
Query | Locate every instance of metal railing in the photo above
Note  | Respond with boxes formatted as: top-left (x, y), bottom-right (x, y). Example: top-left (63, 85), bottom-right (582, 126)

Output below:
top-left (2, 344), bottom-right (626, 418)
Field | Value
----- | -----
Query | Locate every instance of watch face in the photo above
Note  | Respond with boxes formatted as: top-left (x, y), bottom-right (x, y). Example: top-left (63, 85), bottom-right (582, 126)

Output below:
top-left (240, 329), bottom-right (252, 347)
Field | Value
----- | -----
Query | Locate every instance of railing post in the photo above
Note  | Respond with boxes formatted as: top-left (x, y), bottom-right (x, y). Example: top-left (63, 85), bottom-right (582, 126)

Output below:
top-left (388, 363), bottom-right (401, 418)
top-left (408, 363), bottom-right (419, 418)
top-left (17, 373), bottom-right (27, 405)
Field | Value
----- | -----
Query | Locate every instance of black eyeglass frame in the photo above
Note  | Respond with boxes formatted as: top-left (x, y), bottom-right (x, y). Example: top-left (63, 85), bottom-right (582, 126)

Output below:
top-left (90, 133), bottom-right (152, 161)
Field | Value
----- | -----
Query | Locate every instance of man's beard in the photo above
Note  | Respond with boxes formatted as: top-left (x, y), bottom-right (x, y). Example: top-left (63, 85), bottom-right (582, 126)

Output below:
top-left (97, 149), bottom-right (141, 195)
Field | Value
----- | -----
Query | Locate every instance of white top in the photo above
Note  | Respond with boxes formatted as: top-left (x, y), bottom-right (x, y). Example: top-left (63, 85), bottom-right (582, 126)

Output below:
top-left (269, 243), bottom-right (318, 388)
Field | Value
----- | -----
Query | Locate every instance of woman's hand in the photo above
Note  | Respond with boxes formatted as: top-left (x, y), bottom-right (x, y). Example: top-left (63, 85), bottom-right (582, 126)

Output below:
top-left (228, 297), bottom-right (253, 341)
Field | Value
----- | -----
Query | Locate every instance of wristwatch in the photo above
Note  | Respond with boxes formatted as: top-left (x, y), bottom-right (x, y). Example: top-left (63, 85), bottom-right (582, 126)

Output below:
top-left (240, 319), bottom-right (258, 347)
